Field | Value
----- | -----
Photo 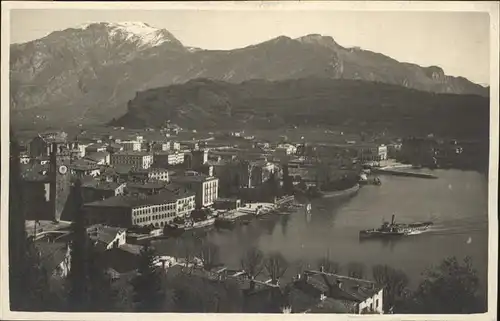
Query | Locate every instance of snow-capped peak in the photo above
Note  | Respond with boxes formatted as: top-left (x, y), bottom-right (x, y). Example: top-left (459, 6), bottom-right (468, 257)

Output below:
top-left (77, 21), bottom-right (174, 48)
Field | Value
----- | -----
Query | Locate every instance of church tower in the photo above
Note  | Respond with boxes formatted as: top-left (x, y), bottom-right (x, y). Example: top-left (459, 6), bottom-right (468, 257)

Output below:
top-left (49, 142), bottom-right (71, 222)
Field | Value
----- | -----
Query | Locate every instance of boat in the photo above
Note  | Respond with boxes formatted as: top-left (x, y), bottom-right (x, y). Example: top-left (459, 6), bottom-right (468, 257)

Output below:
top-left (372, 177), bottom-right (382, 186)
top-left (359, 173), bottom-right (369, 185)
top-left (320, 183), bottom-right (361, 199)
top-left (214, 217), bottom-right (237, 229)
top-left (305, 203), bottom-right (312, 214)
top-left (359, 215), bottom-right (433, 239)
top-left (163, 222), bottom-right (185, 237)
top-left (240, 219), bottom-right (252, 225)
top-left (190, 217), bottom-right (216, 230)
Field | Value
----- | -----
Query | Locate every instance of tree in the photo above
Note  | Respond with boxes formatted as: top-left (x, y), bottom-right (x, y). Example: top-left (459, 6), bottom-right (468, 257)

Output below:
top-left (9, 131), bottom-right (28, 310)
top-left (240, 247), bottom-right (265, 291)
top-left (371, 264), bottom-right (410, 312)
top-left (199, 240), bottom-right (221, 271)
top-left (66, 179), bottom-right (90, 311)
top-left (409, 256), bottom-right (485, 314)
top-left (85, 244), bottom-right (120, 312)
top-left (347, 262), bottom-right (366, 279)
top-left (131, 243), bottom-right (166, 312)
top-left (9, 132), bottom-right (57, 311)
top-left (281, 165), bottom-right (294, 195)
top-left (265, 171), bottom-right (282, 199)
top-left (66, 180), bottom-right (118, 311)
top-left (264, 252), bottom-right (289, 285)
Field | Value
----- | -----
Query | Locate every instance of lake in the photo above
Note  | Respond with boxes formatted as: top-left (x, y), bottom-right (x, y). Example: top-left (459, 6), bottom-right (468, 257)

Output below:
top-left (154, 169), bottom-right (489, 294)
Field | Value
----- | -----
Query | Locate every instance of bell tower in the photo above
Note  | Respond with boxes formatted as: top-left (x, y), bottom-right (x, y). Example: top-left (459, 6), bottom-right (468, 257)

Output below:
top-left (49, 142), bottom-right (71, 222)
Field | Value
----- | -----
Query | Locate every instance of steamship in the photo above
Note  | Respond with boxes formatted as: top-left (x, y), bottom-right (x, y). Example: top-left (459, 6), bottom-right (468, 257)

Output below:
top-left (359, 215), bottom-right (433, 239)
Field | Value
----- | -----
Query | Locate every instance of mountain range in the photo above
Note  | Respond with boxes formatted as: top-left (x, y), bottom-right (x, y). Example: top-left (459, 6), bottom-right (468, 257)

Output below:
top-left (10, 22), bottom-right (489, 129)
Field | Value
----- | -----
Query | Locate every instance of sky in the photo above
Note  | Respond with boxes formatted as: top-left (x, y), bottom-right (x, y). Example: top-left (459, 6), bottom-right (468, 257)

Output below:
top-left (10, 9), bottom-right (490, 85)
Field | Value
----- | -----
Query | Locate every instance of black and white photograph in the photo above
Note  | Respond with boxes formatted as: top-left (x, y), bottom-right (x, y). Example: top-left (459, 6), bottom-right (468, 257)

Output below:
top-left (1, 1), bottom-right (498, 319)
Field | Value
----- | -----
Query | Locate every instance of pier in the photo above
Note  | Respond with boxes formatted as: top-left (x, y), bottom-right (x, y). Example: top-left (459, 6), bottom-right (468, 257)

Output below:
top-left (373, 168), bottom-right (438, 179)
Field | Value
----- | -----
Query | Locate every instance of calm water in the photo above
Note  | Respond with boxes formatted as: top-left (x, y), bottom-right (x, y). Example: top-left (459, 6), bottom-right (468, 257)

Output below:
top-left (154, 169), bottom-right (489, 292)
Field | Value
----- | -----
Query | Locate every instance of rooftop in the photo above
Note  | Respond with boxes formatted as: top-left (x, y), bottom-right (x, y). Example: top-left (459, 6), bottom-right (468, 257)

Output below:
top-left (127, 181), bottom-right (167, 190)
top-left (113, 151), bottom-right (152, 156)
top-left (84, 151), bottom-right (110, 162)
top-left (84, 189), bottom-right (194, 208)
top-left (304, 270), bottom-right (381, 303)
top-left (87, 224), bottom-right (125, 245)
top-left (35, 241), bottom-right (68, 272)
top-left (86, 143), bottom-right (108, 149)
top-left (81, 179), bottom-right (123, 191)
top-left (171, 172), bottom-right (217, 183)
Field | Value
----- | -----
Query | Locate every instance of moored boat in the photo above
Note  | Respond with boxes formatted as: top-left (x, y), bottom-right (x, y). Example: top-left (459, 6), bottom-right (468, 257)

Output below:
top-left (163, 222), bottom-right (185, 237)
top-left (214, 217), bottom-right (237, 229)
top-left (320, 183), bottom-right (361, 199)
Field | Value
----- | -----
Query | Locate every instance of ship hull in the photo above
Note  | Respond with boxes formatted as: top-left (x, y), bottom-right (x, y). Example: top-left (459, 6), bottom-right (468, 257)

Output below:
top-left (320, 184), bottom-right (360, 199)
top-left (360, 222), bottom-right (433, 239)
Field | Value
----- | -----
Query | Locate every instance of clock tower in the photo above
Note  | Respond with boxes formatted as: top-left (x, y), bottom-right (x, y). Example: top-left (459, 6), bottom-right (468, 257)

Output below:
top-left (49, 142), bottom-right (71, 222)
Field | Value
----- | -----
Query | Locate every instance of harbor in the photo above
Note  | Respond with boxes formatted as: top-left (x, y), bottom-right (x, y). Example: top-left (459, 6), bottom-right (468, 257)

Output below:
top-left (151, 168), bottom-right (488, 291)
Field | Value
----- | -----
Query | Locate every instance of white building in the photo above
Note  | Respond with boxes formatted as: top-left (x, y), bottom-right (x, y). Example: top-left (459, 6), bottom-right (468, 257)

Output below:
top-left (171, 172), bottom-right (219, 208)
top-left (153, 151), bottom-right (185, 167)
top-left (302, 270), bottom-right (385, 314)
top-left (130, 168), bottom-right (170, 182)
top-left (120, 140), bottom-right (142, 152)
top-left (83, 190), bottom-right (196, 228)
top-left (110, 151), bottom-right (154, 169)
top-left (357, 144), bottom-right (388, 162)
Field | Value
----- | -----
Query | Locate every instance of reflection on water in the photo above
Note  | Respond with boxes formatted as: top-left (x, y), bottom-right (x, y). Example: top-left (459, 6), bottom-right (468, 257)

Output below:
top-left (154, 169), bottom-right (489, 293)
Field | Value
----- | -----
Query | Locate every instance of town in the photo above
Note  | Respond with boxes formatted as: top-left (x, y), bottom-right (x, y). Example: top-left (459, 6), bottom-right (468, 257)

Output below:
top-left (10, 123), bottom-right (487, 314)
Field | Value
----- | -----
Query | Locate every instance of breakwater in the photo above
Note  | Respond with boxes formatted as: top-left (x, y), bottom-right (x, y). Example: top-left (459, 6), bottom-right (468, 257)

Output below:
top-left (374, 168), bottom-right (438, 179)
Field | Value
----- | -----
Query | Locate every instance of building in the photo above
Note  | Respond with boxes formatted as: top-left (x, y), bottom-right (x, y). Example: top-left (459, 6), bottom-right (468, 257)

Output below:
top-left (86, 224), bottom-right (127, 250)
top-left (185, 149), bottom-right (208, 169)
top-left (83, 190), bottom-right (196, 228)
top-left (170, 141), bottom-right (181, 151)
top-left (293, 270), bottom-right (384, 314)
top-left (180, 141), bottom-right (199, 151)
top-left (70, 159), bottom-right (101, 178)
top-left (127, 181), bottom-right (168, 196)
top-left (21, 165), bottom-right (52, 221)
top-left (212, 160), bottom-right (252, 194)
top-left (153, 151), bottom-right (185, 167)
top-left (110, 151), bottom-right (153, 169)
top-left (275, 144), bottom-right (298, 157)
top-left (152, 141), bottom-right (170, 152)
top-left (85, 143), bottom-right (108, 154)
top-left (387, 142), bottom-right (403, 159)
top-left (400, 137), bottom-right (438, 164)
top-left (120, 140), bottom-right (142, 152)
top-left (129, 168), bottom-right (170, 182)
top-left (170, 172), bottom-right (219, 208)
top-left (19, 153), bottom-right (31, 164)
top-left (214, 198), bottom-right (241, 210)
top-left (84, 151), bottom-right (110, 165)
top-left (250, 161), bottom-right (277, 187)
top-left (81, 180), bottom-right (126, 203)
top-left (106, 143), bottom-right (124, 154)
top-left (28, 132), bottom-right (68, 158)
top-left (21, 142), bottom-right (72, 222)
top-left (357, 144), bottom-right (388, 162)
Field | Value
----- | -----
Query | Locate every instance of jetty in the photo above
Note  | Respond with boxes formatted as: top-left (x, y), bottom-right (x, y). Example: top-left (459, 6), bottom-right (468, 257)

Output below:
top-left (373, 168), bottom-right (438, 179)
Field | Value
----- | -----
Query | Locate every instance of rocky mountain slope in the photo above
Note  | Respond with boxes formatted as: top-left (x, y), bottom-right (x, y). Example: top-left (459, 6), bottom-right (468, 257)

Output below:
top-left (10, 22), bottom-right (489, 128)
top-left (112, 78), bottom-right (489, 140)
